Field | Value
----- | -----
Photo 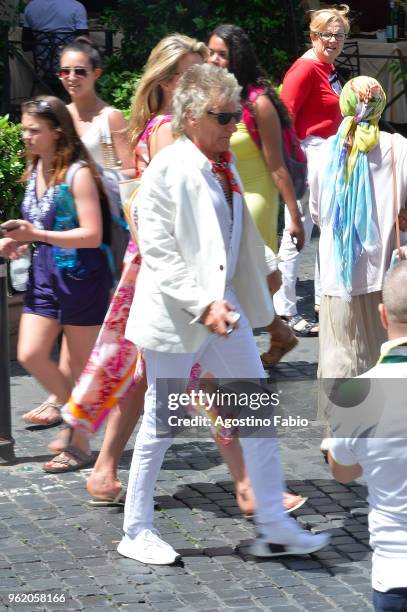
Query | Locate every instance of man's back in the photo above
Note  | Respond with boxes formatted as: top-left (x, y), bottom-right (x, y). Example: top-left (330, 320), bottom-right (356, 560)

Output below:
top-left (329, 351), bottom-right (407, 594)
top-left (23, 0), bottom-right (88, 33)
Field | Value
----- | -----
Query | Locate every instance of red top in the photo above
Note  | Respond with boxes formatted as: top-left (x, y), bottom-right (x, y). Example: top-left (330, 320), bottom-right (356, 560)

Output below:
top-left (281, 58), bottom-right (342, 141)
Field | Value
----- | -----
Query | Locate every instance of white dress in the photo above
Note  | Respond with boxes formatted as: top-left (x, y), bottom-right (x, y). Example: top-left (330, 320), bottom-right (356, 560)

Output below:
top-left (80, 107), bottom-right (119, 169)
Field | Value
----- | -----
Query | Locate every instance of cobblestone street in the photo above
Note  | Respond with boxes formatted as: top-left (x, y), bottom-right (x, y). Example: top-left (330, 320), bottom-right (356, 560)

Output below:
top-left (0, 237), bottom-right (374, 611)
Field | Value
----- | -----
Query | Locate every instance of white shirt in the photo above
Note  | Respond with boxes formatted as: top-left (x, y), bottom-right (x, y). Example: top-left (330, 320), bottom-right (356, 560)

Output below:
top-left (328, 339), bottom-right (407, 592)
top-left (309, 132), bottom-right (407, 296)
top-left (23, 0), bottom-right (88, 32)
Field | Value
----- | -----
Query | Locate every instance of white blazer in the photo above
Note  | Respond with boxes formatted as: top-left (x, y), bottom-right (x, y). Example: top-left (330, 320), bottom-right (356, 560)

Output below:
top-left (125, 136), bottom-right (278, 353)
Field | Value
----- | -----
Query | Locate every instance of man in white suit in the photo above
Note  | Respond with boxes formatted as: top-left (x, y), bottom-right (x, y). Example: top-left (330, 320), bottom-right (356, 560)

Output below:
top-left (119, 64), bottom-right (329, 565)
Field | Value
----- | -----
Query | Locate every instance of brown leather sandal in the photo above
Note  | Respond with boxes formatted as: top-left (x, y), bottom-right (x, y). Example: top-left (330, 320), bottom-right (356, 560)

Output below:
top-left (261, 335), bottom-right (299, 368)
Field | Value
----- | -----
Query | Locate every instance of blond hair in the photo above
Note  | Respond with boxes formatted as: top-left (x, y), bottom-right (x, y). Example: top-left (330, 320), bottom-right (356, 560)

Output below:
top-left (310, 4), bottom-right (351, 35)
top-left (129, 33), bottom-right (208, 147)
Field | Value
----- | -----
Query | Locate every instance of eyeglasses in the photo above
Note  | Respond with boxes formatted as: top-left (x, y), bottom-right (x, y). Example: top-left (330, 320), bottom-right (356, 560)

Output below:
top-left (58, 66), bottom-right (89, 79)
top-left (207, 110), bottom-right (242, 125)
top-left (314, 31), bottom-right (346, 42)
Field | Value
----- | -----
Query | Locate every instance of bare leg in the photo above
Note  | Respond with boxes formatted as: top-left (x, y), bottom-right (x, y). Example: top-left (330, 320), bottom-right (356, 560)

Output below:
top-left (216, 437), bottom-right (255, 515)
top-left (22, 335), bottom-right (73, 425)
top-left (43, 324), bottom-right (101, 467)
top-left (86, 380), bottom-right (146, 499)
top-left (18, 314), bottom-right (71, 403)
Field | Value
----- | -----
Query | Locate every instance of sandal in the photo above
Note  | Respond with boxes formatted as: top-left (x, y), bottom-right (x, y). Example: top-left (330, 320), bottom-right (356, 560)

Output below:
top-left (261, 335), bottom-right (298, 368)
top-left (22, 399), bottom-right (62, 426)
top-left (42, 445), bottom-right (94, 473)
top-left (243, 492), bottom-right (308, 521)
top-left (283, 492), bottom-right (308, 513)
top-left (48, 426), bottom-right (71, 455)
top-left (286, 314), bottom-right (318, 337)
top-left (87, 486), bottom-right (127, 507)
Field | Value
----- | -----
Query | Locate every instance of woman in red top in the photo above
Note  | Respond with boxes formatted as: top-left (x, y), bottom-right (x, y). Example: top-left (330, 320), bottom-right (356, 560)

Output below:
top-left (274, 4), bottom-right (350, 335)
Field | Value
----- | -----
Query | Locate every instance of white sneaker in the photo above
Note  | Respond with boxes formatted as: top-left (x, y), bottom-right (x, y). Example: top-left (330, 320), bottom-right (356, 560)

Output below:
top-left (117, 529), bottom-right (181, 565)
top-left (250, 530), bottom-right (330, 558)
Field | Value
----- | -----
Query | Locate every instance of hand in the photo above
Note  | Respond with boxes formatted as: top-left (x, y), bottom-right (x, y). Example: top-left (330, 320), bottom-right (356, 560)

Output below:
top-left (2, 219), bottom-right (40, 242)
top-left (0, 237), bottom-right (19, 259)
top-left (399, 209), bottom-right (407, 232)
top-left (267, 269), bottom-right (282, 295)
top-left (200, 299), bottom-right (238, 336)
top-left (288, 218), bottom-right (305, 251)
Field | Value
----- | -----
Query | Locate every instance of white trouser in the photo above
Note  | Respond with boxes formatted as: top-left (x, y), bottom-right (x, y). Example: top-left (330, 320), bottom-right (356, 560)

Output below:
top-left (273, 137), bottom-right (323, 317)
top-left (123, 302), bottom-right (298, 542)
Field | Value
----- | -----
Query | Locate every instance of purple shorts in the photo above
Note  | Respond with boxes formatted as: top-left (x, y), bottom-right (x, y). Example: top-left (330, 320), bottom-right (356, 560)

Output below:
top-left (24, 247), bottom-right (111, 326)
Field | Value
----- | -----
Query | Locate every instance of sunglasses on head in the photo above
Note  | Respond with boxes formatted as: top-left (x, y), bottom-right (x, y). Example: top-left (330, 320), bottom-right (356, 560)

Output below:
top-left (207, 110), bottom-right (242, 125)
top-left (24, 99), bottom-right (53, 112)
top-left (58, 66), bottom-right (89, 79)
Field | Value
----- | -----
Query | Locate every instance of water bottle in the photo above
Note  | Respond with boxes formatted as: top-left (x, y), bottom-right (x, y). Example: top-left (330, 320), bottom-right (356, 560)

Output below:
top-left (9, 251), bottom-right (31, 292)
top-left (52, 184), bottom-right (79, 270)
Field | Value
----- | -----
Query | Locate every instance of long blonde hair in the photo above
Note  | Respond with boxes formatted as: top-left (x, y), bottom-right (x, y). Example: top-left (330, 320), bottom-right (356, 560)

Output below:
top-left (129, 33), bottom-right (208, 147)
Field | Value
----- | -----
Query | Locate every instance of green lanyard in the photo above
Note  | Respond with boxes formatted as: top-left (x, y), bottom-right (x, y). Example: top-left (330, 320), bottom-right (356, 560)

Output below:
top-left (380, 354), bottom-right (407, 364)
top-left (378, 340), bottom-right (407, 364)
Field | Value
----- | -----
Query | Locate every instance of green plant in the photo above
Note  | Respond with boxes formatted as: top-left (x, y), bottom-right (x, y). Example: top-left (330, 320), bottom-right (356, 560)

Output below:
top-left (100, 0), bottom-right (305, 85)
top-left (98, 68), bottom-right (142, 118)
top-left (0, 115), bottom-right (25, 221)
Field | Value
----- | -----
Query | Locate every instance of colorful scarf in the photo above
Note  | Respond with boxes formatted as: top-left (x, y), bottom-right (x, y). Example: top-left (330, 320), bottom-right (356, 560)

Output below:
top-left (210, 150), bottom-right (242, 196)
top-left (320, 76), bottom-right (386, 297)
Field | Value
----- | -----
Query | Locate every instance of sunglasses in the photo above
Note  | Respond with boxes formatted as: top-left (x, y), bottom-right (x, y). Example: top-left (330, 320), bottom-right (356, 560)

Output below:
top-left (23, 99), bottom-right (53, 112)
top-left (314, 31), bottom-right (346, 42)
top-left (58, 66), bottom-right (89, 79)
top-left (207, 110), bottom-right (242, 125)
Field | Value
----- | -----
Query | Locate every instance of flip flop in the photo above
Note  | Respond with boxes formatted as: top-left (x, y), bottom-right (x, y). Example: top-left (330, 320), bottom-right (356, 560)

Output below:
top-left (22, 400), bottom-right (62, 426)
top-left (42, 446), bottom-right (94, 473)
top-left (87, 487), bottom-right (127, 507)
top-left (243, 493), bottom-right (308, 521)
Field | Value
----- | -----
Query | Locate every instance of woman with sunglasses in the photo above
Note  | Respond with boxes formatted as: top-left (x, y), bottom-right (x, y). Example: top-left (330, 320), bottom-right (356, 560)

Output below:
top-left (21, 37), bottom-right (134, 429)
top-left (207, 26), bottom-right (304, 363)
top-left (3, 96), bottom-right (112, 471)
top-left (273, 5), bottom-right (350, 337)
top-left (207, 25), bottom-right (307, 514)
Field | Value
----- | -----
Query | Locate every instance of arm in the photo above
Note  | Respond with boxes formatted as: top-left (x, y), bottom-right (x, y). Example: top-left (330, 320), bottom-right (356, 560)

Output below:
top-left (5, 167), bottom-right (103, 248)
top-left (328, 452), bottom-right (363, 484)
top-left (327, 438), bottom-right (363, 484)
top-left (281, 61), bottom-right (314, 122)
top-left (108, 110), bottom-right (135, 177)
top-left (73, 2), bottom-right (88, 31)
top-left (255, 95), bottom-right (304, 249)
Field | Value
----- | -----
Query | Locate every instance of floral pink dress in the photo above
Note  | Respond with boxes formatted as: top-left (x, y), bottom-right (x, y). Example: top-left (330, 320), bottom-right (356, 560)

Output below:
top-left (61, 116), bottom-right (171, 435)
top-left (62, 115), bottom-right (235, 444)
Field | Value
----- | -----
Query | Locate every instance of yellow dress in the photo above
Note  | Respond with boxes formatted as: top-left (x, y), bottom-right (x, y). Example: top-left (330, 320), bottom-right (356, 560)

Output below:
top-left (231, 121), bottom-right (279, 252)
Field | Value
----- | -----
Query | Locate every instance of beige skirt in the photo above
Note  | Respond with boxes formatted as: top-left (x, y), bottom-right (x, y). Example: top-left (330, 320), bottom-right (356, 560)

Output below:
top-left (318, 291), bottom-right (386, 379)
top-left (317, 291), bottom-right (386, 425)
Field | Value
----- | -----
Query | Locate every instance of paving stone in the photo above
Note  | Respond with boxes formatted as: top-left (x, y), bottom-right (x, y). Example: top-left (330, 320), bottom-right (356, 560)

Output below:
top-left (1, 235), bottom-right (374, 609)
